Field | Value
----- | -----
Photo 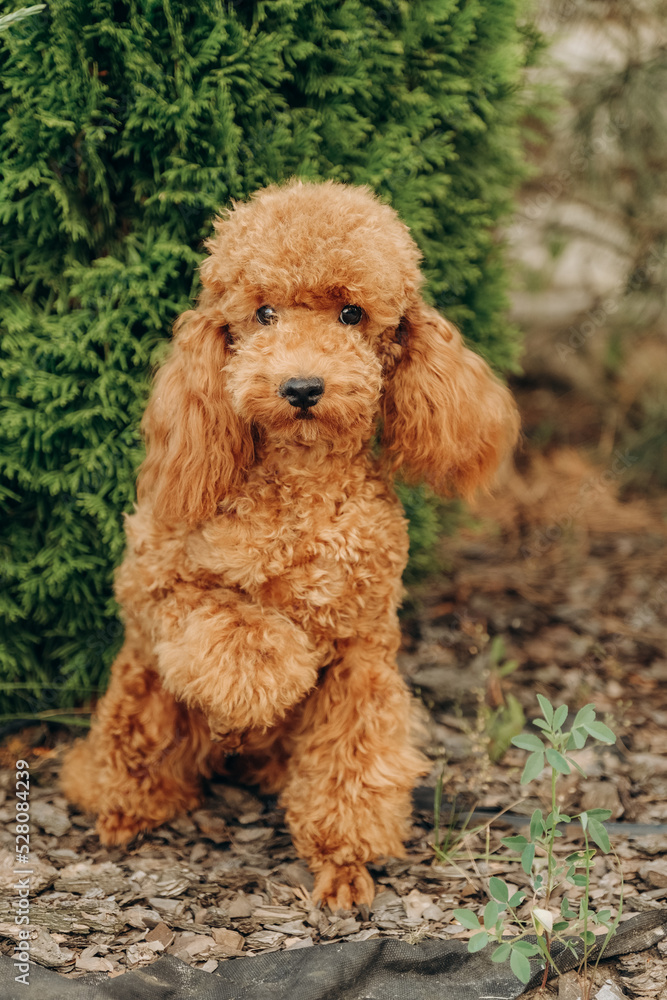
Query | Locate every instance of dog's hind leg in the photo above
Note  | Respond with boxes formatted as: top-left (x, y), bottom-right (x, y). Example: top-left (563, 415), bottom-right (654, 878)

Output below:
top-left (61, 630), bottom-right (213, 845)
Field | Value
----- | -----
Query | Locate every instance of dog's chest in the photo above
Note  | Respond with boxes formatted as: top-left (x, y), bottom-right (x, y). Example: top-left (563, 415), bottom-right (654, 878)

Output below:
top-left (187, 472), bottom-right (408, 633)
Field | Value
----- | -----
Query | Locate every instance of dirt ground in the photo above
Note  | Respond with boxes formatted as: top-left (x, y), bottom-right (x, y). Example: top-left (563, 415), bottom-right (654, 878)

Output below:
top-left (1, 444), bottom-right (667, 998)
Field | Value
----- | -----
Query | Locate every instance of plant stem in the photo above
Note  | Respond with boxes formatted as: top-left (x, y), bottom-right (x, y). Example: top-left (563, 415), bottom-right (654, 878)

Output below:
top-left (540, 932), bottom-right (550, 989)
top-left (581, 825), bottom-right (591, 1000)
top-left (547, 765), bottom-right (557, 904)
top-left (541, 761), bottom-right (559, 981)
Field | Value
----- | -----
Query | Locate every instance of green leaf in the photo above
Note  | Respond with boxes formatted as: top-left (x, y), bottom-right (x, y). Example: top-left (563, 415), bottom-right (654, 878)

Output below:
top-left (501, 835), bottom-right (528, 851)
top-left (552, 704), bottom-right (568, 730)
top-left (468, 932), bottom-right (490, 953)
top-left (489, 877), bottom-right (509, 904)
top-left (521, 751), bottom-right (545, 784)
top-left (513, 940), bottom-right (541, 956)
top-left (484, 900), bottom-right (499, 927)
top-left (511, 734), bottom-right (544, 752)
top-left (509, 891), bottom-right (526, 907)
top-left (521, 843), bottom-right (536, 874)
top-left (545, 748), bottom-right (571, 774)
top-left (553, 920), bottom-right (569, 931)
top-left (492, 943), bottom-right (511, 963)
top-left (453, 909), bottom-right (480, 930)
top-left (572, 704), bottom-right (596, 729)
top-left (568, 727), bottom-right (587, 750)
top-left (530, 809), bottom-right (545, 840)
top-left (510, 947), bottom-right (532, 984)
top-left (582, 930), bottom-right (596, 946)
top-left (536, 694), bottom-right (554, 725)
top-left (583, 721), bottom-right (616, 744)
top-left (588, 818), bottom-right (611, 853)
top-left (579, 811), bottom-right (589, 832)
top-left (533, 718), bottom-right (549, 730)
top-left (587, 809), bottom-right (613, 821)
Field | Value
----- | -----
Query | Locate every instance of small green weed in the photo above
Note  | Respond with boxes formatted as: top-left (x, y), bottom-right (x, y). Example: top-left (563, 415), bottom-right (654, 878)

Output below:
top-left (451, 696), bottom-right (620, 994)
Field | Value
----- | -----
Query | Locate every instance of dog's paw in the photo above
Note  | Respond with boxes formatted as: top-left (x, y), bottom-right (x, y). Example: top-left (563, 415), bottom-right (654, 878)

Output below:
top-left (207, 722), bottom-right (244, 751)
top-left (96, 810), bottom-right (149, 846)
top-left (312, 862), bottom-right (375, 911)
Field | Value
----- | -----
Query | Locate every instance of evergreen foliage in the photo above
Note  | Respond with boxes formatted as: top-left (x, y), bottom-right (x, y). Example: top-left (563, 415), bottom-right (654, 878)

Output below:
top-left (1, 0), bottom-right (532, 714)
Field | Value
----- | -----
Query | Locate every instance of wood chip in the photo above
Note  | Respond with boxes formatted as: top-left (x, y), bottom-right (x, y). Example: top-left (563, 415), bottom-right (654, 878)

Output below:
top-left (54, 861), bottom-right (126, 896)
top-left (233, 826), bottom-right (273, 844)
top-left (142, 869), bottom-right (192, 897)
top-left (76, 954), bottom-right (115, 972)
top-left (228, 894), bottom-right (253, 918)
top-left (252, 905), bottom-right (304, 921)
top-left (245, 930), bottom-right (285, 948)
top-left (0, 897), bottom-right (124, 934)
top-left (192, 810), bottom-right (230, 845)
top-left (594, 981), bottom-right (627, 1000)
top-left (30, 800), bottom-right (72, 836)
top-left (402, 889), bottom-right (434, 921)
top-left (145, 921), bottom-right (174, 948)
top-left (146, 897), bottom-right (187, 920)
top-left (123, 905), bottom-right (162, 929)
top-left (264, 920), bottom-right (308, 936)
top-left (284, 936), bottom-right (313, 949)
top-left (185, 935), bottom-right (216, 957)
top-left (345, 928), bottom-right (381, 942)
top-left (273, 862), bottom-right (314, 890)
top-left (639, 860), bottom-right (667, 888)
top-left (15, 925), bottom-right (74, 968)
top-left (211, 927), bottom-right (244, 952)
top-left (126, 942), bottom-right (163, 966)
top-left (322, 917), bottom-right (359, 938)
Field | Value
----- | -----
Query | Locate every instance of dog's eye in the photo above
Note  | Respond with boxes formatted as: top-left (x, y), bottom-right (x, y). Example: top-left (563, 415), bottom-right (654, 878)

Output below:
top-left (256, 305), bottom-right (278, 326)
top-left (339, 305), bottom-right (363, 326)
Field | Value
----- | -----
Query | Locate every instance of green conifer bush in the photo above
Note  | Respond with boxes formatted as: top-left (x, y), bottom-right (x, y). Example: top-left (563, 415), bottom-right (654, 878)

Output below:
top-left (1, 0), bottom-right (532, 714)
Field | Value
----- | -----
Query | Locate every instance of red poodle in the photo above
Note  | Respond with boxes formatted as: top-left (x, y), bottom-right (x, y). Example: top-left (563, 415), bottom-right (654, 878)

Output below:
top-left (61, 181), bottom-right (519, 909)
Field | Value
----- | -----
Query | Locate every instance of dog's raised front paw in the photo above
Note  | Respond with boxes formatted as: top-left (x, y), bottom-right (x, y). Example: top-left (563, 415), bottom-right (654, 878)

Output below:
top-left (312, 861), bottom-right (375, 911)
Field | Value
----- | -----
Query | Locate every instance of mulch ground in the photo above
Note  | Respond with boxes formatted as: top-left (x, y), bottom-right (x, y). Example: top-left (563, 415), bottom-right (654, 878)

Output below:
top-left (1, 454), bottom-right (666, 997)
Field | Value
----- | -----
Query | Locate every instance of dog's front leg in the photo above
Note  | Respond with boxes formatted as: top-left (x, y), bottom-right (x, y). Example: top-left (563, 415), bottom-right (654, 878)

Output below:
top-left (279, 632), bottom-right (427, 910)
top-left (153, 585), bottom-right (321, 738)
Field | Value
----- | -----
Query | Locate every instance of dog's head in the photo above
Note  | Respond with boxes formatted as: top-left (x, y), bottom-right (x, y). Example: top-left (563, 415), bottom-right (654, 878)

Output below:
top-left (139, 181), bottom-right (519, 524)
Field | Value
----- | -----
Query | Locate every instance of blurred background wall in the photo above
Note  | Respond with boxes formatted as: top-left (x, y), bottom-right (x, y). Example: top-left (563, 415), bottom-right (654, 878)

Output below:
top-left (507, 0), bottom-right (667, 493)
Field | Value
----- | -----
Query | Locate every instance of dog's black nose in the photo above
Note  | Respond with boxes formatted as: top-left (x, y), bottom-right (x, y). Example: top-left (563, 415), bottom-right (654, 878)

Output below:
top-left (279, 377), bottom-right (325, 409)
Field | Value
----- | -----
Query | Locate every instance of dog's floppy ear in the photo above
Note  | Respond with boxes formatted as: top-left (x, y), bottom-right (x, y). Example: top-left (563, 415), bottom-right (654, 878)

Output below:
top-left (381, 301), bottom-right (519, 497)
top-left (137, 303), bottom-right (253, 525)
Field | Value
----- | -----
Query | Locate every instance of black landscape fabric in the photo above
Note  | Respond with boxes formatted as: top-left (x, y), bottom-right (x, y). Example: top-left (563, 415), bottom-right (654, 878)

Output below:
top-left (1, 911), bottom-right (666, 1000)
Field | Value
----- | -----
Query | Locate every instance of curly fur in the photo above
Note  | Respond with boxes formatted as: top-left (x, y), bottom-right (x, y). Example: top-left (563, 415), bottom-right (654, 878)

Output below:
top-left (61, 180), bottom-right (519, 910)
